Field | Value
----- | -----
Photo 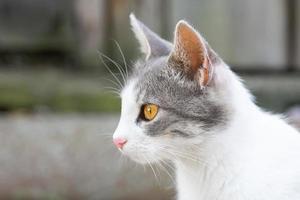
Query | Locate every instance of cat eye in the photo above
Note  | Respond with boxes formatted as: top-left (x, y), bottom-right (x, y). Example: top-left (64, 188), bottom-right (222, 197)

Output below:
top-left (141, 104), bottom-right (159, 121)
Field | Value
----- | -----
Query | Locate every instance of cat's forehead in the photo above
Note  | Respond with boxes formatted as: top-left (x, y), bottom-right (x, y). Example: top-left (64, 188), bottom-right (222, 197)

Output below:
top-left (127, 57), bottom-right (170, 99)
top-left (134, 56), bottom-right (169, 76)
top-left (121, 78), bottom-right (138, 103)
top-left (122, 57), bottom-right (202, 107)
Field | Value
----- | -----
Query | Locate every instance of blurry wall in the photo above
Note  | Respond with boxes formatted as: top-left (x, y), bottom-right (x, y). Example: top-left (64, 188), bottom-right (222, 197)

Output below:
top-left (0, 0), bottom-right (299, 71)
top-left (172, 0), bottom-right (286, 69)
top-left (0, 0), bottom-right (76, 65)
top-left (0, 0), bottom-right (299, 113)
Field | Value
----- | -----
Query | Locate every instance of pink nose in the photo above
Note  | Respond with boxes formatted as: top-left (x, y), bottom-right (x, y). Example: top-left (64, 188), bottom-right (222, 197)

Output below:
top-left (113, 138), bottom-right (127, 149)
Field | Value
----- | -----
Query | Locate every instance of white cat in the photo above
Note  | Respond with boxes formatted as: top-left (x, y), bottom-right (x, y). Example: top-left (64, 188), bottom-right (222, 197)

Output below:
top-left (112, 14), bottom-right (300, 200)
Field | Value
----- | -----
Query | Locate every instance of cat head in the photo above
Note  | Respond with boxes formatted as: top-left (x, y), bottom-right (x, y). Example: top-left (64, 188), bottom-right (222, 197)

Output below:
top-left (113, 14), bottom-right (234, 164)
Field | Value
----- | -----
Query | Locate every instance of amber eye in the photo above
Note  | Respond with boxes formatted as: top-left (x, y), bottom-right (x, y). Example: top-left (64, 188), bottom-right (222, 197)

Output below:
top-left (142, 104), bottom-right (159, 121)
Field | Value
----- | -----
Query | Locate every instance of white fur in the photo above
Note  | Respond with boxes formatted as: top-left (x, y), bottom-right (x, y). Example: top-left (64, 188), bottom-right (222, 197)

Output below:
top-left (130, 13), bottom-right (151, 60)
top-left (175, 63), bottom-right (300, 200)
top-left (114, 79), bottom-right (167, 163)
top-left (114, 63), bottom-right (300, 200)
top-left (115, 17), bottom-right (300, 200)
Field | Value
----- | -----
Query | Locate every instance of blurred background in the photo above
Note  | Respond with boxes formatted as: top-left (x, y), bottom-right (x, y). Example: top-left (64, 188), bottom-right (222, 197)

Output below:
top-left (0, 0), bottom-right (299, 199)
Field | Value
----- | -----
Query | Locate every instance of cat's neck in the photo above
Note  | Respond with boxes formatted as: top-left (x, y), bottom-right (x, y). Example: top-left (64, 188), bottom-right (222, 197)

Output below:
top-left (214, 62), bottom-right (257, 113)
top-left (175, 110), bottom-right (259, 200)
top-left (175, 63), bottom-right (263, 200)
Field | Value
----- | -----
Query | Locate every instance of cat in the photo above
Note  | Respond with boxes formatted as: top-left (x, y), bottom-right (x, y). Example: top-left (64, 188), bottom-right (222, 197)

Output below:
top-left (112, 13), bottom-right (300, 200)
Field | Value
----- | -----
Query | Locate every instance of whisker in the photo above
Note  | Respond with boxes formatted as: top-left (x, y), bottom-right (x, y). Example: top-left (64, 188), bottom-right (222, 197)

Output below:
top-left (103, 77), bottom-right (122, 91)
top-left (102, 89), bottom-right (120, 97)
top-left (156, 146), bottom-right (208, 166)
top-left (102, 88), bottom-right (121, 97)
top-left (154, 163), bottom-right (163, 183)
top-left (98, 52), bottom-right (123, 89)
top-left (157, 159), bottom-right (176, 186)
top-left (161, 159), bottom-right (176, 171)
top-left (98, 51), bottom-right (126, 87)
top-left (101, 53), bottom-right (126, 84)
top-left (118, 151), bottom-right (128, 168)
top-left (102, 86), bottom-right (120, 94)
top-left (143, 155), bottom-right (160, 185)
top-left (113, 40), bottom-right (129, 80)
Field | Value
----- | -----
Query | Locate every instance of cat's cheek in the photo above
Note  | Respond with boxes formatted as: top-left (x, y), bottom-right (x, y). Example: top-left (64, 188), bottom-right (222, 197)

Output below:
top-left (120, 137), bottom-right (162, 164)
top-left (121, 145), bottom-right (152, 164)
top-left (124, 153), bottom-right (150, 164)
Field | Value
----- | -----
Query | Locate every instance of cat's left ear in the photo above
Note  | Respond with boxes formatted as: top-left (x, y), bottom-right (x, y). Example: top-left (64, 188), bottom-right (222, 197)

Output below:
top-left (168, 21), bottom-right (218, 87)
top-left (130, 13), bottom-right (172, 60)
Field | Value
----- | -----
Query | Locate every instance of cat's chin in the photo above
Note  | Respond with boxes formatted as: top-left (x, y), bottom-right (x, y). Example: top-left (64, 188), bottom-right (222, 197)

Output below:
top-left (122, 151), bottom-right (161, 165)
top-left (127, 156), bottom-right (150, 165)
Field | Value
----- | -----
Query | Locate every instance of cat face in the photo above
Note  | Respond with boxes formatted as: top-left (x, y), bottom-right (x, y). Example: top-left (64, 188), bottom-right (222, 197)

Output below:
top-left (113, 14), bottom-right (230, 164)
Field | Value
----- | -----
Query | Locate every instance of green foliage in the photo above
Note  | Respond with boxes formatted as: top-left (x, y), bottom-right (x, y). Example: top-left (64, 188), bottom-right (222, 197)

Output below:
top-left (48, 92), bottom-right (120, 112)
top-left (0, 85), bottom-right (36, 110)
top-left (0, 70), bottom-right (120, 113)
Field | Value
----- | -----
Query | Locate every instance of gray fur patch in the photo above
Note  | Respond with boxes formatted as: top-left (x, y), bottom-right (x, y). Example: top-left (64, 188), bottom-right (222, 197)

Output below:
top-left (129, 56), bottom-right (230, 138)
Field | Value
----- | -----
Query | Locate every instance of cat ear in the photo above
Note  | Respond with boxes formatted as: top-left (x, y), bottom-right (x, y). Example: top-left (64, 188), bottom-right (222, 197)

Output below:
top-left (130, 13), bottom-right (172, 60)
top-left (169, 20), bottom-right (218, 87)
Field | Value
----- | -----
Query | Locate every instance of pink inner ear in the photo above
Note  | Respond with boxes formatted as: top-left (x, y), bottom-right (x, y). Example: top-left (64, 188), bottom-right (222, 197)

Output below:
top-left (175, 22), bottom-right (205, 74)
top-left (199, 56), bottom-right (211, 86)
top-left (172, 21), bottom-right (212, 87)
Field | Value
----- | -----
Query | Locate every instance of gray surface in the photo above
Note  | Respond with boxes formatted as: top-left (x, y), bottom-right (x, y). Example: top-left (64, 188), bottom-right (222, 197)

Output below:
top-left (0, 114), bottom-right (173, 199)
